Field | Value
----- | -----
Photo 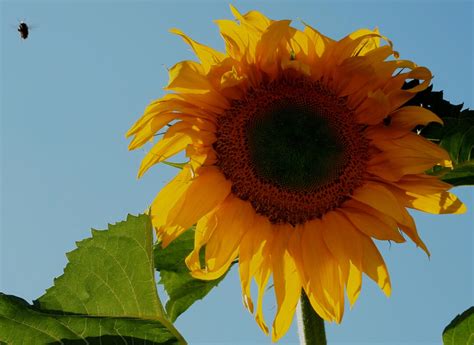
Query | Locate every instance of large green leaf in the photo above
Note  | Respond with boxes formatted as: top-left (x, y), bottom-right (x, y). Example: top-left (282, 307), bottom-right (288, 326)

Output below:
top-left (0, 293), bottom-right (179, 344)
top-left (0, 214), bottom-right (185, 344)
top-left (154, 228), bottom-right (229, 322)
top-left (443, 306), bottom-right (474, 345)
top-left (405, 81), bottom-right (474, 185)
top-left (36, 214), bottom-right (166, 319)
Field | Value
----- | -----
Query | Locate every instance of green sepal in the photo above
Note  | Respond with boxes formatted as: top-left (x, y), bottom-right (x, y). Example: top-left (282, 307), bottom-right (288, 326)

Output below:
top-left (162, 161), bottom-right (187, 169)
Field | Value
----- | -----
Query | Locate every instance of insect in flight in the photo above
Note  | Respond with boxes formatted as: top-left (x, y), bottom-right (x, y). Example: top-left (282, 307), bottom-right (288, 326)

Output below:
top-left (17, 21), bottom-right (29, 39)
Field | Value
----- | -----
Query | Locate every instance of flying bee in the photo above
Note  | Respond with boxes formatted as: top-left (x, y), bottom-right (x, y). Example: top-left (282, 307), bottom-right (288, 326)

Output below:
top-left (17, 21), bottom-right (29, 39)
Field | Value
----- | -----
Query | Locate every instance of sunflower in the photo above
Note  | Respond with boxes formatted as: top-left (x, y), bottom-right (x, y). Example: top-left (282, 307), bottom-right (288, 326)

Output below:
top-left (127, 6), bottom-right (466, 341)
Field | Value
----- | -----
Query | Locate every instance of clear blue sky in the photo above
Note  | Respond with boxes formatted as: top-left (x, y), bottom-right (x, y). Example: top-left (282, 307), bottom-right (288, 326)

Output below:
top-left (1, 1), bottom-right (472, 344)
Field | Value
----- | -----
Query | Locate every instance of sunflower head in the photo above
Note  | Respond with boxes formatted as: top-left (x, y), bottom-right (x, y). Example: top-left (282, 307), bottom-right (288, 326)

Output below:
top-left (127, 6), bottom-right (466, 341)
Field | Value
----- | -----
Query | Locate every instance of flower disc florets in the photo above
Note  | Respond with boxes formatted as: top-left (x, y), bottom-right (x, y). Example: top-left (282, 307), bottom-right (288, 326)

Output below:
top-left (215, 74), bottom-right (369, 225)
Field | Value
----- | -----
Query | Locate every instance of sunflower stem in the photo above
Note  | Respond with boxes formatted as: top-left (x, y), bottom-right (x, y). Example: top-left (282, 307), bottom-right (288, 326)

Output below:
top-left (298, 290), bottom-right (327, 345)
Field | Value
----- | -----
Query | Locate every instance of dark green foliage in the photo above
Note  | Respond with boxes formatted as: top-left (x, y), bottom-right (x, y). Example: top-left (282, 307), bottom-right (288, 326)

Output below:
top-left (404, 80), bottom-right (474, 185)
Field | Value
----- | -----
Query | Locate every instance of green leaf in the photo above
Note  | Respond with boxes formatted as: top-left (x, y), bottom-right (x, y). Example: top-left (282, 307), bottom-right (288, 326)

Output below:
top-left (443, 306), bottom-right (474, 345)
top-left (154, 229), bottom-right (229, 322)
top-left (37, 214), bottom-right (166, 318)
top-left (431, 161), bottom-right (474, 186)
top-left (404, 81), bottom-right (474, 186)
top-left (0, 214), bottom-right (185, 344)
top-left (0, 293), bottom-right (179, 344)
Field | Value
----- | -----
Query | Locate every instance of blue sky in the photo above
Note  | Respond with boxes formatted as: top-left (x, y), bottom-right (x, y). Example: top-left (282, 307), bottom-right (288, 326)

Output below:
top-left (1, 1), bottom-right (472, 344)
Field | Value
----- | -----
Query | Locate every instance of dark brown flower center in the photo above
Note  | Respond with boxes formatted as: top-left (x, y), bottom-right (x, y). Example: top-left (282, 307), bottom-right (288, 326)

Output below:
top-left (214, 75), bottom-right (369, 225)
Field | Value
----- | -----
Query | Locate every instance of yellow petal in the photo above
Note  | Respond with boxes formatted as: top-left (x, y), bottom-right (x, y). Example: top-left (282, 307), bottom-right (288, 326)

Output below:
top-left (289, 30), bottom-right (310, 57)
top-left (281, 59), bottom-right (311, 75)
top-left (383, 183), bottom-right (432, 255)
top-left (185, 209), bottom-right (218, 272)
top-left (215, 19), bottom-right (247, 59)
top-left (186, 145), bottom-right (216, 168)
top-left (387, 65), bottom-right (432, 110)
top-left (127, 94), bottom-right (194, 138)
top-left (340, 206), bottom-right (406, 243)
top-left (127, 100), bottom-right (163, 138)
top-left (191, 195), bottom-right (253, 280)
top-left (175, 115), bottom-right (217, 132)
top-left (164, 121), bottom-right (216, 146)
top-left (289, 227), bottom-right (335, 321)
top-left (321, 212), bottom-right (363, 307)
top-left (393, 187), bottom-right (466, 215)
top-left (363, 45), bottom-right (394, 63)
top-left (343, 198), bottom-right (401, 227)
top-left (368, 155), bottom-right (450, 181)
top-left (333, 57), bottom-right (375, 97)
top-left (301, 219), bottom-right (345, 322)
top-left (360, 235), bottom-right (391, 296)
top-left (390, 106), bottom-right (443, 130)
top-left (335, 29), bottom-right (382, 62)
top-left (138, 133), bottom-right (192, 178)
top-left (128, 113), bottom-right (179, 150)
top-left (170, 28), bottom-right (225, 73)
top-left (404, 66), bottom-right (433, 93)
top-left (254, 255), bottom-right (272, 335)
top-left (374, 132), bottom-right (451, 162)
top-left (271, 226), bottom-right (302, 342)
top-left (345, 197), bottom-right (429, 256)
top-left (351, 182), bottom-right (406, 224)
top-left (166, 166), bottom-right (231, 231)
top-left (159, 226), bottom-right (190, 250)
top-left (393, 174), bottom-right (452, 195)
top-left (353, 27), bottom-right (381, 55)
top-left (356, 89), bottom-right (391, 125)
top-left (239, 214), bottom-right (273, 313)
top-left (220, 65), bottom-right (247, 90)
top-left (164, 61), bottom-right (229, 107)
top-left (162, 92), bottom-right (226, 115)
top-left (150, 167), bottom-right (194, 245)
top-left (365, 126), bottom-right (409, 141)
top-left (396, 206), bottom-right (430, 256)
top-left (230, 5), bottom-right (271, 33)
top-left (303, 23), bottom-right (333, 59)
top-left (227, 5), bottom-right (271, 64)
top-left (256, 20), bottom-right (294, 76)
top-left (368, 133), bottom-right (452, 181)
top-left (165, 60), bottom-right (212, 94)
top-left (365, 106), bottom-right (443, 142)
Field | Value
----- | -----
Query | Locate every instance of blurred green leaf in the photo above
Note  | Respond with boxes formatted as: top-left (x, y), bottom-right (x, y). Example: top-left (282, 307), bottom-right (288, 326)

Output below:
top-left (404, 81), bottom-right (474, 186)
top-left (443, 306), bottom-right (474, 345)
top-left (0, 214), bottom-right (185, 344)
top-left (154, 228), bottom-right (229, 322)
